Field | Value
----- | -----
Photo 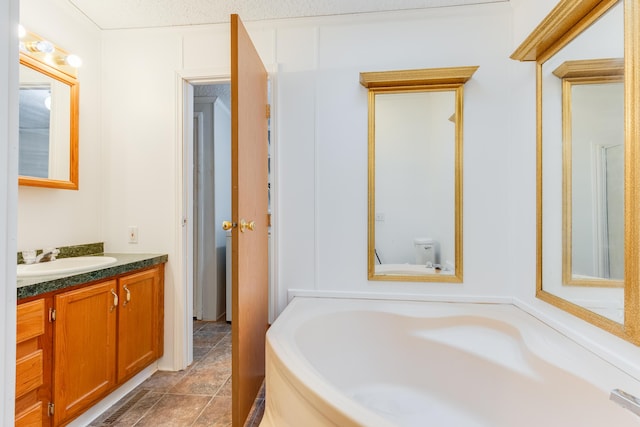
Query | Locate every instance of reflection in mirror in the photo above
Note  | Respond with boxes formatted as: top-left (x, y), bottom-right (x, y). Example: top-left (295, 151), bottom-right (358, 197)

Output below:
top-left (511, 0), bottom-right (639, 340)
top-left (554, 59), bottom-right (624, 288)
top-left (361, 66), bottom-right (478, 282)
top-left (539, 1), bottom-right (623, 324)
top-left (18, 30), bottom-right (79, 190)
top-left (374, 91), bottom-right (456, 277)
top-left (19, 64), bottom-right (72, 180)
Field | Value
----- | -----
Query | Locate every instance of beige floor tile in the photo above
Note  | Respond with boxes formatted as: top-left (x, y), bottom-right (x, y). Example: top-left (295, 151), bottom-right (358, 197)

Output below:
top-left (217, 377), bottom-right (232, 397)
top-left (192, 396), bottom-right (232, 427)
top-left (170, 362), bottom-right (231, 395)
top-left (139, 370), bottom-right (187, 392)
top-left (108, 391), bottom-right (164, 426)
top-left (192, 346), bottom-right (212, 362)
top-left (134, 394), bottom-right (211, 426)
top-left (193, 330), bottom-right (228, 347)
top-left (198, 342), bottom-right (231, 366)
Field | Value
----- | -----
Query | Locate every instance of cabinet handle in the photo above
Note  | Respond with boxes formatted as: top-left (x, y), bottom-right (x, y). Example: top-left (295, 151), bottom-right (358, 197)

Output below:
top-left (110, 289), bottom-right (118, 312)
top-left (123, 285), bottom-right (131, 307)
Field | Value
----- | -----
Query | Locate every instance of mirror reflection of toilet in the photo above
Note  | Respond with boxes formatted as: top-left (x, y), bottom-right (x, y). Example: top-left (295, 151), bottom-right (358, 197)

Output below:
top-left (414, 238), bottom-right (439, 266)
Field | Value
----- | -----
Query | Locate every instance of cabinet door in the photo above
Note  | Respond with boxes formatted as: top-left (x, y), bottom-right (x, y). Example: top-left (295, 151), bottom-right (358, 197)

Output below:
top-left (53, 280), bottom-right (118, 425)
top-left (117, 267), bottom-right (161, 382)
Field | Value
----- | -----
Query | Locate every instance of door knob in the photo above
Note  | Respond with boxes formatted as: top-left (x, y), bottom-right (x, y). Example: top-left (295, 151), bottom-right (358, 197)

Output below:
top-left (240, 219), bottom-right (255, 233)
top-left (222, 221), bottom-right (236, 231)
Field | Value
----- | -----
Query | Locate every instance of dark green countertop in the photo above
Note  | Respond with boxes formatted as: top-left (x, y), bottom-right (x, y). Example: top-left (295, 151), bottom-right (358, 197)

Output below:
top-left (17, 253), bottom-right (168, 300)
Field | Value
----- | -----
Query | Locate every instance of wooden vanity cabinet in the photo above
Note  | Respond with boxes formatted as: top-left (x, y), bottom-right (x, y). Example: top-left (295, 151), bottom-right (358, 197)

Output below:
top-left (15, 297), bottom-right (52, 427)
top-left (51, 264), bottom-right (164, 426)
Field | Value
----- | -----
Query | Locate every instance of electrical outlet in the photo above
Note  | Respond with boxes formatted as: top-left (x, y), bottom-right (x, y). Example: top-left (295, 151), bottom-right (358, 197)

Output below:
top-left (128, 226), bottom-right (138, 243)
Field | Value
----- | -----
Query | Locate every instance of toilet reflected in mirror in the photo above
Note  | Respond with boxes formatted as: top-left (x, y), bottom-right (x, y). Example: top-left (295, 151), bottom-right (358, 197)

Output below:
top-left (414, 238), bottom-right (439, 267)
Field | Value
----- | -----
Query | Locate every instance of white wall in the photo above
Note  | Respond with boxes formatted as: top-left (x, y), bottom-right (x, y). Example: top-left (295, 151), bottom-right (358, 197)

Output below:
top-left (1, 0), bottom-right (19, 422)
top-left (287, 5), bottom-right (514, 304)
top-left (18, 0), bottom-right (102, 251)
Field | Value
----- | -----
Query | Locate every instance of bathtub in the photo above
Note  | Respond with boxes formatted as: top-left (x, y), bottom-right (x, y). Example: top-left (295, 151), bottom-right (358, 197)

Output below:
top-left (374, 264), bottom-right (454, 276)
top-left (260, 297), bottom-right (640, 427)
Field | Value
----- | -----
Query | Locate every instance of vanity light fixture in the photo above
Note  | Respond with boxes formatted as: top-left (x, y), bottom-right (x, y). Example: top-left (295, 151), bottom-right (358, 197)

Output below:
top-left (18, 26), bottom-right (81, 78)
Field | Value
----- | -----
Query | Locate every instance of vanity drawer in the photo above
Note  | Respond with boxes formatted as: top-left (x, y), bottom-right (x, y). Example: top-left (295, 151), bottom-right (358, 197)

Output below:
top-left (17, 299), bottom-right (45, 343)
top-left (14, 401), bottom-right (42, 427)
top-left (16, 350), bottom-right (43, 397)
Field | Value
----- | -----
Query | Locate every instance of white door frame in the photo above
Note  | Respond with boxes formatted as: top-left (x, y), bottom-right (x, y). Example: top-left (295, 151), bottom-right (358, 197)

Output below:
top-left (176, 69), bottom-right (230, 370)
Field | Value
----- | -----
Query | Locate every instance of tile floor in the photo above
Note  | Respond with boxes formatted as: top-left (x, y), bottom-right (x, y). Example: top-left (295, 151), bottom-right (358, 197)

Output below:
top-left (89, 320), bottom-right (265, 427)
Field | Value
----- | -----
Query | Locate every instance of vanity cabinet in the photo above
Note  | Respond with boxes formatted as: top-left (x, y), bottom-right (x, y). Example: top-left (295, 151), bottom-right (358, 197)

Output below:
top-left (15, 262), bottom-right (165, 426)
top-left (52, 265), bottom-right (164, 426)
top-left (15, 297), bottom-right (52, 427)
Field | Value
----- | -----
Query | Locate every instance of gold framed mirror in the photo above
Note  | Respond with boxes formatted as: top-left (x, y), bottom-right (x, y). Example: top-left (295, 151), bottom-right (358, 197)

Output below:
top-left (554, 58), bottom-right (624, 289)
top-left (512, 0), bottom-right (640, 344)
top-left (361, 66), bottom-right (478, 283)
top-left (18, 30), bottom-right (79, 190)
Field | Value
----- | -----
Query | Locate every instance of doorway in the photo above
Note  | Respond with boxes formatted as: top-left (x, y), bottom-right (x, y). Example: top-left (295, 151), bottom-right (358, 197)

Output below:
top-left (179, 75), bottom-right (232, 369)
top-left (191, 83), bottom-right (232, 323)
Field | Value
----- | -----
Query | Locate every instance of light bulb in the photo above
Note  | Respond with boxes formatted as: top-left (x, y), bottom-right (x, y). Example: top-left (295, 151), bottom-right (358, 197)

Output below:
top-left (66, 54), bottom-right (82, 68)
top-left (35, 40), bottom-right (54, 54)
top-left (18, 24), bottom-right (26, 38)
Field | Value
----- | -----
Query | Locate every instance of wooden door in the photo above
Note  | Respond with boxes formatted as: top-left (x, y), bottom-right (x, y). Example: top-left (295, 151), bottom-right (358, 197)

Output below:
top-left (230, 14), bottom-right (270, 427)
top-left (53, 280), bottom-right (117, 425)
top-left (117, 267), bottom-right (161, 382)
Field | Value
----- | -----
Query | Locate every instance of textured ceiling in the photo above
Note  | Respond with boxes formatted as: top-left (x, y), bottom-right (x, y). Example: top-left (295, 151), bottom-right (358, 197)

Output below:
top-left (67, 0), bottom-right (507, 30)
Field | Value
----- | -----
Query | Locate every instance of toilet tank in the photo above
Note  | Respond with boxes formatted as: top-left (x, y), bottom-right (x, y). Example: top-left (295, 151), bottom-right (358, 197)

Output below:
top-left (414, 238), bottom-right (439, 265)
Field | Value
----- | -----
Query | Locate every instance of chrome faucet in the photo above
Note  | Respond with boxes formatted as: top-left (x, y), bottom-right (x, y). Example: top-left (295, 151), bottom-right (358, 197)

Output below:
top-left (35, 248), bottom-right (60, 263)
top-left (611, 389), bottom-right (640, 418)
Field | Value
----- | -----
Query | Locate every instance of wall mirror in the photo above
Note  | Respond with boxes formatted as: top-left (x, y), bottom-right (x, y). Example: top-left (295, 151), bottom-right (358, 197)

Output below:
top-left (361, 66), bottom-right (478, 283)
top-left (512, 0), bottom-right (640, 344)
top-left (19, 30), bottom-right (79, 190)
top-left (555, 58), bottom-right (624, 291)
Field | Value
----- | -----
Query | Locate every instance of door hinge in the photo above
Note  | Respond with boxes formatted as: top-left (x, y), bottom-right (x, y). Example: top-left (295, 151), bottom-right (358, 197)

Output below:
top-left (48, 402), bottom-right (54, 416)
top-left (49, 308), bottom-right (56, 322)
top-left (266, 103), bottom-right (271, 119)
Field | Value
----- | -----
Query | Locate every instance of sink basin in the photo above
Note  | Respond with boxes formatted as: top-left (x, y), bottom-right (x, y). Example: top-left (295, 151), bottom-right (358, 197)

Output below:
top-left (17, 256), bottom-right (118, 278)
